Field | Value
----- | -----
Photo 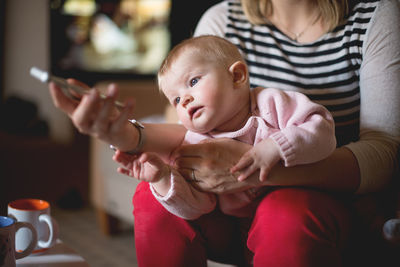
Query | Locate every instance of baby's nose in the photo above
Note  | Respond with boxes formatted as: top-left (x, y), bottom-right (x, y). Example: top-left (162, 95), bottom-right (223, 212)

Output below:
top-left (182, 95), bottom-right (193, 107)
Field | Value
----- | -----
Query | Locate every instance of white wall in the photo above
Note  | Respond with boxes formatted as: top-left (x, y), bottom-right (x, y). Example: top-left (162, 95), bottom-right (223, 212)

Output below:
top-left (4, 0), bottom-right (73, 143)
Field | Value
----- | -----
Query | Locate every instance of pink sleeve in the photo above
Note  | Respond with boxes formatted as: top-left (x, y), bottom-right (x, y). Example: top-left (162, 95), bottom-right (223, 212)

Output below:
top-left (256, 88), bottom-right (337, 166)
top-left (150, 169), bottom-right (216, 220)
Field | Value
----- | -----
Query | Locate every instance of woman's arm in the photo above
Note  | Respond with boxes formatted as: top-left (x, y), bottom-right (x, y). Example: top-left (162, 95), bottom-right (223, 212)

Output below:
top-left (345, 0), bottom-right (400, 193)
top-left (265, 146), bottom-right (360, 192)
top-left (172, 138), bottom-right (360, 194)
top-left (49, 80), bottom-right (187, 159)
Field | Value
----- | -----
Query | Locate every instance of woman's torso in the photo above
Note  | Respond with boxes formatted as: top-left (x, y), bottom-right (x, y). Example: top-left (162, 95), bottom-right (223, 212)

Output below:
top-left (196, 0), bottom-right (381, 146)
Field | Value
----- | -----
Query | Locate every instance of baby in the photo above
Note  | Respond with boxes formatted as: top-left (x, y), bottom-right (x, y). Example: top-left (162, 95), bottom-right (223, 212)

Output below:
top-left (114, 35), bottom-right (336, 219)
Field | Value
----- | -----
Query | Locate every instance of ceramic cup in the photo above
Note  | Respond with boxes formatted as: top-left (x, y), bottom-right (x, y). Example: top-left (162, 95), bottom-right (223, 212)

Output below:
top-left (8, 199), bottom-right (59, 254)
top-left (0, 216), bottom-right (37, 267)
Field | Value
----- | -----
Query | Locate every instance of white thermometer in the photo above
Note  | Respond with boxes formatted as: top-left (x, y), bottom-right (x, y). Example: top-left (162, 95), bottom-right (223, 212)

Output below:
top-left (30, 66), bottom-right (124, 108)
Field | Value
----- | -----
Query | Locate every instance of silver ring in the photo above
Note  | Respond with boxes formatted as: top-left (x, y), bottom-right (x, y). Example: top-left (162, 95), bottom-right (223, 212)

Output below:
top-left (191, 169), bottom-right (199, 182)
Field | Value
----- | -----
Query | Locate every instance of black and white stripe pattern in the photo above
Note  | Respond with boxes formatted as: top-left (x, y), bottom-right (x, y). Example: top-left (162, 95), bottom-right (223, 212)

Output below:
top-left (223, 0), bottom-right (380, 145)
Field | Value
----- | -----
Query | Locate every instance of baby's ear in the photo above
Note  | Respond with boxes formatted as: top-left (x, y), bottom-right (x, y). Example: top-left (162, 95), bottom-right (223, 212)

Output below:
top-left (229, 61), bottom-right (248, 86)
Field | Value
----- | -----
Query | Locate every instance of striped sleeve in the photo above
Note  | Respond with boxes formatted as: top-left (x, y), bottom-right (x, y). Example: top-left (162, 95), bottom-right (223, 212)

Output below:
top-left (345, 0), bottom-right (400, 193)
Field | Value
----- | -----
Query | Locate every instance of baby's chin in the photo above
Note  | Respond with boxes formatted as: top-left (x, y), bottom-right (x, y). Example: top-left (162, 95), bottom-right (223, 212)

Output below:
top-left (185, 123), bottom-right (214, 134)
top-left (187, 127), bottom-right (212, 134)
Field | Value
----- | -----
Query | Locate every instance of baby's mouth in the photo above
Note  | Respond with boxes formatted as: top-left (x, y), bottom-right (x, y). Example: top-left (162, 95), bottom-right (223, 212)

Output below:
top-left (189, 106), bottom-right (204, 119)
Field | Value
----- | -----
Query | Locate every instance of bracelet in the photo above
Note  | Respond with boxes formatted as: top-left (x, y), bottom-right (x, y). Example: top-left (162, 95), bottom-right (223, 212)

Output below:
top-left (109, 119), bottom-right (145, 155)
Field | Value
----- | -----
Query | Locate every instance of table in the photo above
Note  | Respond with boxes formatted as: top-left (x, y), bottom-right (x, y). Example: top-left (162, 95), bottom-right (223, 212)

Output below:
top-left (16, 240), bottom-right (89, 267)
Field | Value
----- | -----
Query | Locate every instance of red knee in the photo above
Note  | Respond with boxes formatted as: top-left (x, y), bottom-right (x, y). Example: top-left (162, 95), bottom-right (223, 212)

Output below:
top-left (247, 188), bottom-right (350, 267)
top-left (132, 182), bottom-right (206, 267)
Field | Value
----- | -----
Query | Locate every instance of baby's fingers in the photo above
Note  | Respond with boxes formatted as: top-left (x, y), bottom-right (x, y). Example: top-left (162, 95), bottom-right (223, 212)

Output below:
top-left (236, 165), bottom-right (258, 181)
top-left (230, 154), bottom-right (253, 174)
top-left (113, 150), bottom-right (138, 166)
top-left (259, 168), bottom-right (270, 182)
top-left (137, 153), bottom-right (162, 169)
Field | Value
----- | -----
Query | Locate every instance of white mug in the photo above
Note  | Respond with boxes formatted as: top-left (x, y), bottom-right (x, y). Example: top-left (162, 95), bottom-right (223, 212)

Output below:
top-left (0, 216), bottom-right (37, 267)
top-left (8, 199), bottom-right (59, 254)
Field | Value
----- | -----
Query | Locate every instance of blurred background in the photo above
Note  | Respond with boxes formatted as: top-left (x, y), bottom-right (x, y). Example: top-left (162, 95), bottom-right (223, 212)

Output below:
top-left (0, 0), bottom-right (220, 211)
top-left (0, 0), bottom-right (220, 265)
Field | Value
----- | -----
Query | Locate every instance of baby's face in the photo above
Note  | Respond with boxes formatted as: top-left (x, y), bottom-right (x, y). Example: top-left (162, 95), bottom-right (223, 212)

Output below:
top-left (160, 51), bottom-right (240, 133)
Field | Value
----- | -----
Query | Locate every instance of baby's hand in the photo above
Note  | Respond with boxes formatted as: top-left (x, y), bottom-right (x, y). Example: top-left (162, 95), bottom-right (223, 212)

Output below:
top-left (230, 138), bottom-right (281, 182)
top-left (112, 149), bottom-right (136, 177)
top-left (113, 150), bottom-right (170, 183)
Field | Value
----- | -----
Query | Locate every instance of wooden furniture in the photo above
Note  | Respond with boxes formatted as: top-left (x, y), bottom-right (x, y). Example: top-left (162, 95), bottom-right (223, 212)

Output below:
top-left (0, 131), bottom-right (89, 214)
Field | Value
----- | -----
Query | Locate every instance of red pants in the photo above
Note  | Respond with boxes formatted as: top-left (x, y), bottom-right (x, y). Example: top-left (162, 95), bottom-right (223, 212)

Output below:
top-left (133, 182), bottom-right (351, 267)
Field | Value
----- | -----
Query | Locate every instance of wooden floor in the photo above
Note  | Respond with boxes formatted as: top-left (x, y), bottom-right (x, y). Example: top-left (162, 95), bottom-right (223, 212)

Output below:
top-left (52, 205), bottom-right (236, 267)
top-left (52, 206), bottom-right (137, 267)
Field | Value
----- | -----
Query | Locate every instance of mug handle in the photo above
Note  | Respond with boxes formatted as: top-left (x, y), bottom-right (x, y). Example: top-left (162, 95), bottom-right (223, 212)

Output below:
top-left (38, 214), bottom-right (59, 248)
top-left (14, 222), bottom-right (38, 259)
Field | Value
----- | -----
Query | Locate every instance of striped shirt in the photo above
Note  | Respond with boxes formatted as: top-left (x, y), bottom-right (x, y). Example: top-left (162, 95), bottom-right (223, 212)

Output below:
top-left (194, 0), bottom-right (400, 193)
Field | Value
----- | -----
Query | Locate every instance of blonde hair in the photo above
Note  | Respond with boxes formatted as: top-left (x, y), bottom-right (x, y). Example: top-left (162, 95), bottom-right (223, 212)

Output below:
top-left (241, 0), bottom-right (349, 31)
top-left (158, 35), bottom-right (246, 91)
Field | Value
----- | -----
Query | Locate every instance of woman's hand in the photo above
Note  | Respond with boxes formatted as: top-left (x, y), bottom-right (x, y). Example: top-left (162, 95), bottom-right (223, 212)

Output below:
top-left (48, 78), bottom-right (88, 116)
top-left (172, 137), bottom-right (361, 194)
top-left (171, 138), bottom-right (260, 194)
top-left (48, 80), bottom-right (138, 151)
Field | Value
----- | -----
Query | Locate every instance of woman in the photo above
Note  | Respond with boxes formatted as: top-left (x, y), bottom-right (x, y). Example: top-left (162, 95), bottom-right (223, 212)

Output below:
top-left (49, 0), bottom-right (399, 266)
top-left (131, 0), bottom-right (400, 266)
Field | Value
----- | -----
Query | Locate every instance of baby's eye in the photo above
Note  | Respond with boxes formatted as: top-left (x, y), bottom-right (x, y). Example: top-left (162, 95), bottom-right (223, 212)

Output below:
top-left (190, 77), bottom-right (199, 87)
top-left (174, 97), bottom-right (181, 105)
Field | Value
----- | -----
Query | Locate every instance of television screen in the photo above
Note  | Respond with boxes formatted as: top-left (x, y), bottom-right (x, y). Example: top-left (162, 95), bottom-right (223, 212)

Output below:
top-left (50, 0), bottom-right (171, 84)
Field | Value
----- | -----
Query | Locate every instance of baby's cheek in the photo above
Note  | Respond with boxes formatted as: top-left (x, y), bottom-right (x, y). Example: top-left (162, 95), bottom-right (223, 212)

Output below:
top-left (179, 117), bottom-right (192, 129)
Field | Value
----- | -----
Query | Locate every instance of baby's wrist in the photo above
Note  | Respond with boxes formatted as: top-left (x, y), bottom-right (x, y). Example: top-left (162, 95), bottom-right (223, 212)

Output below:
top-left (266, 137), bottom-right (283, 160)
top-left (151, 170), bottom-right (172, 197)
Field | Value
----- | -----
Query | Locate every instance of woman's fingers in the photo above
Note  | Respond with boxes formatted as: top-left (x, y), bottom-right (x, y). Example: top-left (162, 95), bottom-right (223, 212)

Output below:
top-left (171, 140), bottom-right (215, 159)
top-left (177, 168), bottom-right (198, 182)
top-left (173, 155), bottom-right (202, 169)
top-left (50, 79), bottom-right (138, 147)
top-left (172, 156), bottom-right (202, 182)
top-left (90, 84), bottom-right (137, 141)
top-left (72, 89), bottom-right (100, 134)
top-left (92, 85), bottom-right (119, 135)
top-left (48, 81), bottom-right (79, 115)
top-left (111, 98), bottom-right (135, 133)
top-left (171, 138), bottom-right (256, 194)
top-left (171, 141), bottom-right (226, 171)
top-left (48, 78), bottom-right (91, 115)
top-left (67, 78), bottom-right (90, 89)
top-left (71, 83), bottom-right (130, 138)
